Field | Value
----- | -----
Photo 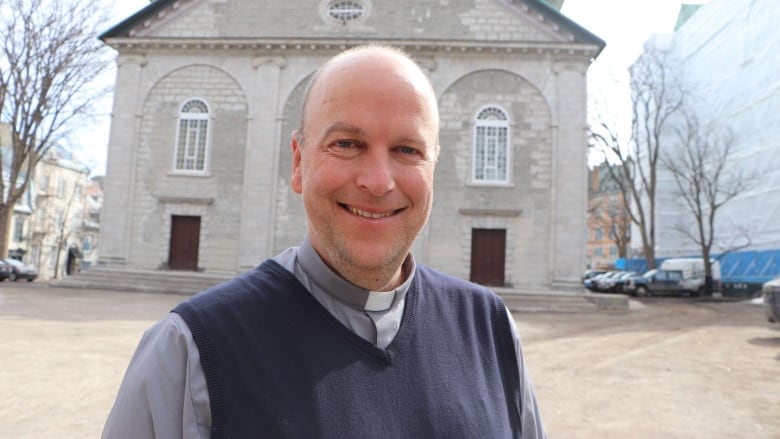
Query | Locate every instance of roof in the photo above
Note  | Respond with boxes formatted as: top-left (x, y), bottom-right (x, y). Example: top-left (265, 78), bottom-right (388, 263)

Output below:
top-left (524, 0), bottom-right (605, 49)
top-left (100, 0), bottom-right (604, 52)
top-left (674, 4), bottom-right (703, 31)
top-left (100, 0), bottom-right (171, 40)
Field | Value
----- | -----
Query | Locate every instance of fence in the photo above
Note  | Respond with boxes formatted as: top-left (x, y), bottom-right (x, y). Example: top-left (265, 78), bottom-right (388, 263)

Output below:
top-left (616, 249), bottom-right (780, 297)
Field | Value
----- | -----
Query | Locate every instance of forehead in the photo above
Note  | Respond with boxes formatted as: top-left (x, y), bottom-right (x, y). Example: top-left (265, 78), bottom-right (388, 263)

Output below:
top-left (323, 58), bottom-right (423, 97)
top-left (304, 49), bottom-right (439, 136)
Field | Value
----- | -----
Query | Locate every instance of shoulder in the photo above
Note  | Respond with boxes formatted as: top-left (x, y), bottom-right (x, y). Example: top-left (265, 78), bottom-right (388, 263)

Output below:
top-left (415, 264), bottom-right (493, 293)
top-left (177, 259), bottom-right (294, 311)
top-left (414, 264), bottom-right (502, 305)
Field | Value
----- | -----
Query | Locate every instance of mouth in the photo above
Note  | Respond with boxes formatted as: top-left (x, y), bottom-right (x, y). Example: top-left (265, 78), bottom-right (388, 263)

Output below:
top-left (340, 203), bottom-right (403, 219)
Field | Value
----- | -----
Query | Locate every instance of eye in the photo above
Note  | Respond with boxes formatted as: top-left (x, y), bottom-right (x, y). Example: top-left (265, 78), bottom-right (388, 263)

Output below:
top-left (334, 140), bottom-right (355, 149)
top-left (326, 139), bottom-right (363, 158)
top-left (396, 146), bottom-right (420, 155)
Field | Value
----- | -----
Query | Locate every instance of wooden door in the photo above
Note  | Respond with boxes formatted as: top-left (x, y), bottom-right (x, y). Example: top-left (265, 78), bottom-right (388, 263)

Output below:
top-left (470, 228), bottom-right (506, 286)
top-left (168, 215), bottom-right (200, 271)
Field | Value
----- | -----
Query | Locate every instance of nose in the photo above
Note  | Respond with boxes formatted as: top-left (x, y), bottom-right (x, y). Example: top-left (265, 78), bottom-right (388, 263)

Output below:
top-left (355, 149), bottom-right (396, 197)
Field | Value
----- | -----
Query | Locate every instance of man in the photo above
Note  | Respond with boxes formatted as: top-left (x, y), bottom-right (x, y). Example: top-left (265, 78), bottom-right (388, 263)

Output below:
top-left (103, 45), bottom-right (546, 438)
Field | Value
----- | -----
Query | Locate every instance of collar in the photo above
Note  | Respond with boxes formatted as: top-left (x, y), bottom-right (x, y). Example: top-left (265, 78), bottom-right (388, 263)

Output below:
top-left (296, 237), bottom-right (415, 312)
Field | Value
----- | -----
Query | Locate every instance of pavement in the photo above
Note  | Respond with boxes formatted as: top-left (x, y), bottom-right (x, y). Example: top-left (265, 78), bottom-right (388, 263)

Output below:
top-left (3, 281), bottom-right (776, 438)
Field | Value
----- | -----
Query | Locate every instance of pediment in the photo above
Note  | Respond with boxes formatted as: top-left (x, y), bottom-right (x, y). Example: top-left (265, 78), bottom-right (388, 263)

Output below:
top-left (102, 0), bottom-right (603, 53)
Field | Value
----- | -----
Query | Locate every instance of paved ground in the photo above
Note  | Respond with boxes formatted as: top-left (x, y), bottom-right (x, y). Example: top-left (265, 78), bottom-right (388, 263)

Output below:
top-left (0, 282), bottom-right (777, 438)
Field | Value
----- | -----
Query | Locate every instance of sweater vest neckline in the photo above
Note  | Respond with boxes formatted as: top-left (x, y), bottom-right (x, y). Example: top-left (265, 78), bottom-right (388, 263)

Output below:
top-left (173, 260), bottom-right (521, 438)
top-left (262, 259), bottom-right (418, 363)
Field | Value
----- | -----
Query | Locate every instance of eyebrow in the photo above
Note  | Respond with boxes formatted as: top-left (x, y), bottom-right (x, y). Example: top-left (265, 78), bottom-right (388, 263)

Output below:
top-left (323, 122), bottom-right (427, 143)
top-left (319, 123), bottom-right (367, 142)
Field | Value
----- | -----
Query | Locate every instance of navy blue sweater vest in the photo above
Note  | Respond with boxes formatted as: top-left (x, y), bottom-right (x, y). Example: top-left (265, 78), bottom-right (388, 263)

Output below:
top-left (174, 260), bottom-right (522, 438)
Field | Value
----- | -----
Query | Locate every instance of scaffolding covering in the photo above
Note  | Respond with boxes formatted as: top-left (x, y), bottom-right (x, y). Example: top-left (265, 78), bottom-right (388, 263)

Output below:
top-left (639, 0), bottom-right (780, 277)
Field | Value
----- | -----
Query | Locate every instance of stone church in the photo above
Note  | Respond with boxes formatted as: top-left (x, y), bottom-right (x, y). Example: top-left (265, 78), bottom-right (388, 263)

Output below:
top-left (98, 0), bottom-right (603, 290)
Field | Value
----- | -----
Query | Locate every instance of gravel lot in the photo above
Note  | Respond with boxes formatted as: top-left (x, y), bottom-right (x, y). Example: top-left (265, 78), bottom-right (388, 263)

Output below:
top-left (0, 283), bottom-right (777, 438)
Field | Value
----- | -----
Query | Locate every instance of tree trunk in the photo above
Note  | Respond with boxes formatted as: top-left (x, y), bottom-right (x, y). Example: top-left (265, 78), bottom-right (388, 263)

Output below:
top-left (703, 275), bottom-right (714, 297)
top-left (53, 243), bottom-right (63, 280)
top-left (0, 204), bottom-right (13, 260)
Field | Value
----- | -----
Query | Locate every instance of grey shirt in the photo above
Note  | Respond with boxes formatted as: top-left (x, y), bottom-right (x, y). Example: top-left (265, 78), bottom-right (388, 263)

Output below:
top-left (102, 240), bottom-right (546, 438)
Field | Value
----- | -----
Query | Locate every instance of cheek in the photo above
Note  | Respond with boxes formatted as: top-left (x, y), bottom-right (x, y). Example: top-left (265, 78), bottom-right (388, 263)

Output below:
top-left (301, 160), bottom-right (345, 195)
top-left (404, 169), bottom-right (434, 203)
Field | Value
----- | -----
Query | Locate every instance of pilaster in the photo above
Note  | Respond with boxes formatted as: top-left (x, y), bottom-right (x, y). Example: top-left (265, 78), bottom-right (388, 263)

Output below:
top-left (549, 59), bottom-right (589, 285)
top-left (238, 56), bottom-right (286, 268)
top-left (98, 53), bottom-right (146, 267)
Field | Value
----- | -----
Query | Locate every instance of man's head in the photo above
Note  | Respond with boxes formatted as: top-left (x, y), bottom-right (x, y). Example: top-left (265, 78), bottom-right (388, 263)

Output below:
top-left (291, 45), bottom-right (439, 291)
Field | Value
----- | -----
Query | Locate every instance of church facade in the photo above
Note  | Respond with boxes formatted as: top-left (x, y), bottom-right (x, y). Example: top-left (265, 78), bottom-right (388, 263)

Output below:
top-left (99, 0), bottom-right (603, 290)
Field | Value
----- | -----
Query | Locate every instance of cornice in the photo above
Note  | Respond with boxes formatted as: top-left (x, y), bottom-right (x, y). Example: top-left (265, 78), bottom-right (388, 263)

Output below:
top-left (104, 37), bottom-right (602, 60)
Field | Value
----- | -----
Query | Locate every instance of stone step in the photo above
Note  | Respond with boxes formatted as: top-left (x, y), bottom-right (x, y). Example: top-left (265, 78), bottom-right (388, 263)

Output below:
top-left (53, 267), bottom-right (233, 295)
top-left (54, 269), bottom-right (629, 312)
top-left (495, 289), bottom-right (629, 313)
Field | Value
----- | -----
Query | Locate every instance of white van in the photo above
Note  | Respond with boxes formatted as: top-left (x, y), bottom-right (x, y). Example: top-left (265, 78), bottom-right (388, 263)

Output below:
top-left (660, 258), bottom-right (722, 295)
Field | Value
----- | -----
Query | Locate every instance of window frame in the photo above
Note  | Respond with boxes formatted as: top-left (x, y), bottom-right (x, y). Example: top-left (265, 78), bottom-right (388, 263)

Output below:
top-left (12, 215), bottom-right (24, 242)
top-left (327, 1), bottom-right (365, 22)
top-left (172, 98), bottom-right (212, 176)
top-left (471, 105), bottom-right (512, 186)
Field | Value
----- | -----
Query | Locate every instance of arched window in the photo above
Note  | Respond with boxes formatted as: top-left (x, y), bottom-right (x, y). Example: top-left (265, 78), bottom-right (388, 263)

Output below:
top-left (174, 98), bottom-right (210, 173)
top-left (472, 106), bottom-right (510, 183)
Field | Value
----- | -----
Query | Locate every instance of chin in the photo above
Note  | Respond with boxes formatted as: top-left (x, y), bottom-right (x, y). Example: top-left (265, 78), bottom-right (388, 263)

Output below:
top-left (343, 243), bottom-right (407, 270)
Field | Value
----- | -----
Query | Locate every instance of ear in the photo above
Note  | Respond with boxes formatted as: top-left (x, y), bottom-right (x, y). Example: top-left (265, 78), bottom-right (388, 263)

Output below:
top-left (291, 130), bottom-right (303, 194)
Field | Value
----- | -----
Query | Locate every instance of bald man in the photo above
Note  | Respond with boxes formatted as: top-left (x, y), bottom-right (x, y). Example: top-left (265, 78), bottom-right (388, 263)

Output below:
top-left (103, 45), bottom-right (545, 439)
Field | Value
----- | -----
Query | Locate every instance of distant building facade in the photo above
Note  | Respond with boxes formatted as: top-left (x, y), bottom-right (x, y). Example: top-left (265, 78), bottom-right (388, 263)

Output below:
top-left (638, 0), bottom-right (780, 270)
top-left (80, 176), bottom-right (103, 270)
top-left (1, 126), bottom-right (96, 279)
top-left (27, 148), bottom-right (91, 280)
top-left (587, 163), bottom-right (630, 270)
top-left (98, 0), bottom-right (603, 290)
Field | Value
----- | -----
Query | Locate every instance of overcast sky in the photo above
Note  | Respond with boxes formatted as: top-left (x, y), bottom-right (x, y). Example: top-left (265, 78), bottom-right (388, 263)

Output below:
top-left (75, 0), bottom-right (706, 176)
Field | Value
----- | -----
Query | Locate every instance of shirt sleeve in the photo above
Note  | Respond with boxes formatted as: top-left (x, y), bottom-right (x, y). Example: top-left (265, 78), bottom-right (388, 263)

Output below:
top-left (102, 313), bottom-right (211, 439)
top-left (505, 308), bottom-right (547, 439)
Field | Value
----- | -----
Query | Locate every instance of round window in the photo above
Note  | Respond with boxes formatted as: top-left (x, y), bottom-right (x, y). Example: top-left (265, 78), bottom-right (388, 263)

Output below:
top-left (327, 1), bottom-right (364, 23)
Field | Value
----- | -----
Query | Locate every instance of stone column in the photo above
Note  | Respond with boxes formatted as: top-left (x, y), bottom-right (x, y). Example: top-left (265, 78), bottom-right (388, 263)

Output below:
top-left (98, 53), bottom-right (146, 267)
top-left (550, 59), bottom-right (589, 286)
top-left (237, 56), bottom-right (286, 269)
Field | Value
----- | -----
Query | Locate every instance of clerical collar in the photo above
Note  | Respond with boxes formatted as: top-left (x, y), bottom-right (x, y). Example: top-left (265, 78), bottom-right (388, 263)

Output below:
top-left (296, 237), bottom-right (415, 312)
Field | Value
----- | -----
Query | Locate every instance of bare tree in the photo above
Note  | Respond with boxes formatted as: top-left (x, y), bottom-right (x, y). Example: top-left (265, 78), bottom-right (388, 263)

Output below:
top-left (0, 0), bottom-right (110, 259)
top-left (662, 113), bottom-right (755, 295)
top-left (589, 45), bottom-right (685, 269)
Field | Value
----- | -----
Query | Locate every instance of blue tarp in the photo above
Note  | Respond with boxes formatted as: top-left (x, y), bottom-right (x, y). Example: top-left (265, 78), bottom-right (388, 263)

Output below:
top-left (616, 249), bottom-right (780, 284)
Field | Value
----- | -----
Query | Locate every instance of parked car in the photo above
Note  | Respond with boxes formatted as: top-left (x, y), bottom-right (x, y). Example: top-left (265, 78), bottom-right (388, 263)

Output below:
top-left (762, 276), bottom-right (780, 325)
top-left (623, 269), bottom-right (685, 297)
top-left (592, 271), bottom-right (624, 292)
top-left (3, 259), bottom-right (38, 282)
top-left (582, 270), bottom-right (607, 290)
top-left (0, 260), bottom-right (13, 281)
top-left (660, 258), bottom-right (722, 295)
top-left (607, 271), bottom-right (639, 294)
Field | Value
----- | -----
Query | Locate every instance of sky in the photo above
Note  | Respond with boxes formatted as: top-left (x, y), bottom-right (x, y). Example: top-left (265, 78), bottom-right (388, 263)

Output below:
top-left (74, 0), bottom-right (707, 176)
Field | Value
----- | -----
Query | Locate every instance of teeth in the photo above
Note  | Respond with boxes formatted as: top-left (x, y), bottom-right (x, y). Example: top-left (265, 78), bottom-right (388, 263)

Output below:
top-left (349, 206), bottom-right (393, 219)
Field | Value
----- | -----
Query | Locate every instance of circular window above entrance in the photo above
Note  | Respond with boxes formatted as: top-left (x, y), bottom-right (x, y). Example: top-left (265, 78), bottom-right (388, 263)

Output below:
top-left (328, 1), bottom-right (364, 22)
top-left (320, 0), bottom-right (372, 25)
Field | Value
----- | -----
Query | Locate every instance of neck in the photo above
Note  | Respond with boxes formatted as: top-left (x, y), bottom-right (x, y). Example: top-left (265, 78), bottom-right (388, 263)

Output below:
top-left (334, 261), bottom-right (407, 292)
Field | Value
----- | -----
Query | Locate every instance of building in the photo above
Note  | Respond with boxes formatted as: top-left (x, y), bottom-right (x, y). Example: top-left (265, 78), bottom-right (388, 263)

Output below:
top-left (1, 123), bottom-right (33, 264)
top-left (622, 0), bottom-right (780, 291)
top-left (80, 176), bottom-right (103, 270)
top-left (27, 147), bottom-right (91, 280)
top-left (98, 0), bottom-right (603, 290)
top-left (587, 163), bottom-right (630, 270)
top-left (632, 0), bottom-right (780, 286)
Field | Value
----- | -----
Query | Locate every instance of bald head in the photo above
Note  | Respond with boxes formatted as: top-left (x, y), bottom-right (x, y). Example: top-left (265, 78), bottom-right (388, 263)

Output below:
top-left (297, 45), bottom-right (440, 158)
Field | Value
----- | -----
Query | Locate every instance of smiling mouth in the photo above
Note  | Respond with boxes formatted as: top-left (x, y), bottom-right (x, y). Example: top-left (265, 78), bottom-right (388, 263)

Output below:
top-left (340, 204), bottom-right (402, 219)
